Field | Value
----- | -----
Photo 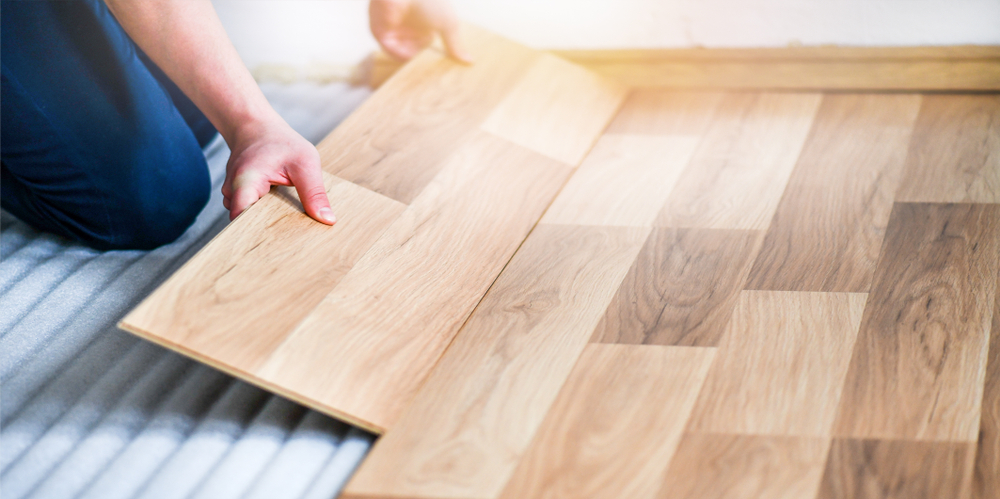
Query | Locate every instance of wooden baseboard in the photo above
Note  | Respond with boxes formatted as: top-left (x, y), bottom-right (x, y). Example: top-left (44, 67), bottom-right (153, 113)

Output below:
top-left (366, 45), bottom-right (1000, 91)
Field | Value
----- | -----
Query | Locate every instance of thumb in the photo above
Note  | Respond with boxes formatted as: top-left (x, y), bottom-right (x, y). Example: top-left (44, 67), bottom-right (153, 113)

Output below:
top-left (288, 165), bottom-right (335, 225)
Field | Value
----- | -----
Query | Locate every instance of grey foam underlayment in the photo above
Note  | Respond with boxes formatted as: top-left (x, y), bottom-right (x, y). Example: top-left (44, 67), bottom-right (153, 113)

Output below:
top-left (1, 82), bottom-right (376, 499)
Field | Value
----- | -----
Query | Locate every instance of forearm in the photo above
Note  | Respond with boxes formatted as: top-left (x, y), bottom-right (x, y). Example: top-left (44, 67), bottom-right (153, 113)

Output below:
top-left (103, 0), bottom-right (277, 144)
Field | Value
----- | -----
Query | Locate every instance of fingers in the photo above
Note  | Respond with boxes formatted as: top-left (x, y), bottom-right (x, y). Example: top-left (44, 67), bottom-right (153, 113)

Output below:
top-left (439, 19), bottom-right (472, 63)
top-left (228, 171), bottom-right (270, 221)
top-left (288, 163), bottom-right (336, 225)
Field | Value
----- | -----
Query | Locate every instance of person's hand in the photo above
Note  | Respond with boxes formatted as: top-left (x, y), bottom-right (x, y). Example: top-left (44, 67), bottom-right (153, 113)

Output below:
top-left (222, 118), bottom-right (335, 224)
top-left (369, 0), bottom-right (472, 63)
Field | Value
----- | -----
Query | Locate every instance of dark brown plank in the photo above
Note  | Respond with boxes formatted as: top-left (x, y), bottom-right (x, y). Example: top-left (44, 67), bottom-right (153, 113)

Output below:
top-left (745, 94), bottom-right (922, 292)
top-left (895, 95), bottom-right (1000, 203)
top-left (833, 203), bottom-right (1000, 441)
top-left (818, 439), bottom-right (976, 499)
top-left (975, 280), bottom-right (1000, 499)
top-left (591, 227), bottom-right (761, 347)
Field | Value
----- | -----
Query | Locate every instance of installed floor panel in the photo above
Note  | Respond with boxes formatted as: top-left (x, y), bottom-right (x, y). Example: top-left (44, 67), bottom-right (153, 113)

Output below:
top-left (0, 82), bottom-right (375, 499)
top-left (344, 91), bottom-right (1000, 499)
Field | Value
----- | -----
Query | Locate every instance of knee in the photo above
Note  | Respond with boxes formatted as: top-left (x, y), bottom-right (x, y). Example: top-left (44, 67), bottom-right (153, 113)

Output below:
top-left (96, 168), bottom-right (211, 251)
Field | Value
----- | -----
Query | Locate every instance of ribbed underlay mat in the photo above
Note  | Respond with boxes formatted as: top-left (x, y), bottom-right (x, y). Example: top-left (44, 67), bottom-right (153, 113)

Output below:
top-left (1, 82), bottom-right (375, 499)
top-left (120, 27), bottom-right (628, 433)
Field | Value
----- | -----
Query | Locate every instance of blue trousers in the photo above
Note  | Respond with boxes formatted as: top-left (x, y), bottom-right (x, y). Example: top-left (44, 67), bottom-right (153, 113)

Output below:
top-left (1, 0), bottom-right (218, 250)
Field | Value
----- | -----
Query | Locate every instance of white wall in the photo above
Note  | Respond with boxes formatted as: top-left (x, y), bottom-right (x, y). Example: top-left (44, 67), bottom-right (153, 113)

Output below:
top-left (213, 0), bottom-right (1000, 79)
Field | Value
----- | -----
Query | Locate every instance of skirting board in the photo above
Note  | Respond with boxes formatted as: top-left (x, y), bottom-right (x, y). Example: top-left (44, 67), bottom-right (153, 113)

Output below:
top-left (364, 45), bottom-right (1000, 91)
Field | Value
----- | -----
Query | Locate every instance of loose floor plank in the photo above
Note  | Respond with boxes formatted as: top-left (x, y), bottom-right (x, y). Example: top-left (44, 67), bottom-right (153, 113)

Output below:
top-left (591, 228), bottom-right (761, 347)
top-left (833, 203), bottom-right (1000, 441)
top-left (974, 278), bottom-right (1000, 499)
top-left (343, 225), bottom-right (649, 499)
top-left (481, 53), bottom-right (626, 165)
top-left (655, 92), bottom-right (822, 230)
top-left (818, 439), bottom-right (976, 499)
top-left (122, 30), bottom-right (625, 433)
top-left (687, 291), bottom-right (867, 437)
top-left (540, 135), bottom-right (700, 227)
top-left (121, 174), bottom-right (405, 372)
top-left (658, 433), bottom-right (830, 499)
top-left (255, 133), bottom-right (574, 431)
top-left (497, 344), bottom-right (715, 499)
top-left (318, 27), bottom-right (538, 204)
top-left (745, 94), bottom-right (922, 293)
top-left (895, 95), bottom-right (1000, 203)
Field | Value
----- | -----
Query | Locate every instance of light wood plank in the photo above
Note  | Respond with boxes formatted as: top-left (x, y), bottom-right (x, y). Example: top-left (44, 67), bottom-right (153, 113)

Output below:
top-left (255, 133), bottom-right (574, 431)
top-left (481, 52), bottom-right (627, 165)
top-left (688, 291), bottom-right (867, 437)
top-left (120, 173), bottom-right (405, 371)
top-left (818, 439), bottom-right (976, 499)
top-left (895, 95), bottom-right (1000, 203)
top-left (833, 203), bottom-right (1000, 441)
top-left (746, 94), bottom-right (922, 293)
top-left (657, 433), bottom-right (830, 499)
top-left (655, 92), bottom-right (822, 230)
top-left (973, 272), bottom-right (1000, 499)
top-left (604, 90), bottom-right (724, 135)
top-left (319, 27), bottom-right (538, 204)
top-left (497, 344), bottom-right (715, 499)
top-left (540, 135), bottom-right (699, 227)
top-left (344, 224), bottom-right (649, 499)
top-left (591, 228), bottom-right (762, 347)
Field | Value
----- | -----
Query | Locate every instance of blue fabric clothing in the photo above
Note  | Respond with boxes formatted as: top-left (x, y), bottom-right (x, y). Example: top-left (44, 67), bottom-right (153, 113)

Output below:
top-left (1, 0), bottom-right (218, 250)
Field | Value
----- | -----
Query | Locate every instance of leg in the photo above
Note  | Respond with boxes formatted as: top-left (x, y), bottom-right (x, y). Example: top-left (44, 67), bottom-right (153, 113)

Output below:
top-left (0, 0), bottom-right (215, 250)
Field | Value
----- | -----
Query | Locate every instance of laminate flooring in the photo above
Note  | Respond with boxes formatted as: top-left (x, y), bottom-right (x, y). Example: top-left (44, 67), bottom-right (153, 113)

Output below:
top-left (122, 28), bottom-right (1000, 498)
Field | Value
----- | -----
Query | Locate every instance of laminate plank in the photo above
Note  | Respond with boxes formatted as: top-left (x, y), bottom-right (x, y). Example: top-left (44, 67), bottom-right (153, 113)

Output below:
top-left (255, 132), bottom-right (574, 432)
top-left (604, 90), bottom-right (724, 135)
top-left (745, 94), bottom-right (922, 293)
top-left (539, 135), bottom-right (700, 227)
top-left (591, 228), bottom-right (762, 347)
top-left (655, 92), bottom-right (822, 230)
top-left (657, 433), bottom-right (830, 499)
top-left (318, 27), bottom-right (538, 203)
top-left (121, 173), bottom-right (405, 371)
top-left (895, 95), bottom-right (1000, 203)
top-left (833, 203), bottom-right (1000, 441)
top-left (974, 277), bottom-right (1000, 499)
top-left (817, 439), bottom-right (976, 499)
top-left (497, 344), bottom-right (715, 499)
top-left (343, 224), bottom-right (649, 499)
top-left (480, 53), bottom-right (626, 165)
top-left (688, 291), bottom-right (867, 437)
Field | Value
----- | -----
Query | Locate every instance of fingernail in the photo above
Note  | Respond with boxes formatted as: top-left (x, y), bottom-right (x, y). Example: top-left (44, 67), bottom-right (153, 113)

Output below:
top-left (319, 208), bottom-right (337, 224)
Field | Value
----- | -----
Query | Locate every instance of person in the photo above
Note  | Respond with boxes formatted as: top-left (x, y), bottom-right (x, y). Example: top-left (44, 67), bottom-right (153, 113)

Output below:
top-left (1, 0), bottom-right (470, 250)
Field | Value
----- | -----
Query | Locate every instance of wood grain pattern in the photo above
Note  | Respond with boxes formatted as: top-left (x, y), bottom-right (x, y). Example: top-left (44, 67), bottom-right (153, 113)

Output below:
top-left (745, 94), bottom-right (922, 293)
top-left (481, 52), bottom-right (627, 165)
top-left (319, 27), bottom-right (538, 204)
top-left (818, 439), bottom-right (976, 499)
top-left (895, 95), bottom-right (1000, 203)
top-left (344, 225), bottom-right (649, 499)
top-left (255, 133), bottom-right (574, 431)
top-left (604, 90), bottom-right (724, 135)
top-left (120, 173), bottom-right (405, 371)
top-left (688, 291), bottom-right (867, 437)
top-left (591, 228), bottom-right (762, 347)
top-left (655, 92), bottom-right (821, 230)
top-left (974, 276), bottom-right (1000, 499)
top-left (539, 135), bottom-right (699, 227)
top-left (657, 433), bottom-right (830, 499)
top-left (833, 203), bottom-right (1000, 441)
top-left (497, 344), bottom-right (715, 499)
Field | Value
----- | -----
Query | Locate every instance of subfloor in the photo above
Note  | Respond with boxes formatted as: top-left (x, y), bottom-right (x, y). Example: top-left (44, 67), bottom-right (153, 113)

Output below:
top-left (0, 82), bottom-right (374, 499)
